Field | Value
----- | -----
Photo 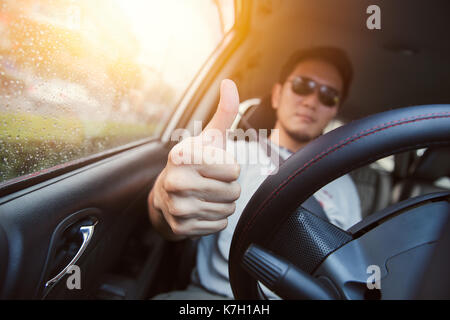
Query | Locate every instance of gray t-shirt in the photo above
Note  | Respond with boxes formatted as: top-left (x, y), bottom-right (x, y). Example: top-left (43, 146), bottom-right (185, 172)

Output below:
top-left (194, 139), bottom-right (361, 298)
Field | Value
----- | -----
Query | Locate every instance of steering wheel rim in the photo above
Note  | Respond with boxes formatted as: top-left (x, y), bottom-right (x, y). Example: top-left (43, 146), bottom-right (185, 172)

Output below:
top-left (229, 104), bottom-right (450, 299)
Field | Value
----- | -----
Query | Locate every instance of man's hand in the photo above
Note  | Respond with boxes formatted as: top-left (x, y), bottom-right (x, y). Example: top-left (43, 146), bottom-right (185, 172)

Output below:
top-left (148, 79), bottom-right (241, 240)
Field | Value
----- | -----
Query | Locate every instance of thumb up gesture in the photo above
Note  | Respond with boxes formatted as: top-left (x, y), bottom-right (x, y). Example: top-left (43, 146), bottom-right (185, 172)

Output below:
top-left (148, 80), bottom-right (242, 240)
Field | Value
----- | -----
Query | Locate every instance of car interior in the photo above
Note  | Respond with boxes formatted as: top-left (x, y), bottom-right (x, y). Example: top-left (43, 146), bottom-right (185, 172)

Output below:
top-left (0, 0), bottom-right (449, 300)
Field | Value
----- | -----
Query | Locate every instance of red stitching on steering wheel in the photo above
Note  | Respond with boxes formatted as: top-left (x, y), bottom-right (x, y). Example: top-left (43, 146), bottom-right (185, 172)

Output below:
top-left (237, 112), bottom-right (450, 252)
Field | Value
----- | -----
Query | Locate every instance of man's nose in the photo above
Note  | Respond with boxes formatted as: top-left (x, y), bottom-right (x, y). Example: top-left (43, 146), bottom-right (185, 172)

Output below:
top-left (300, 91), bottom-right (320, 110)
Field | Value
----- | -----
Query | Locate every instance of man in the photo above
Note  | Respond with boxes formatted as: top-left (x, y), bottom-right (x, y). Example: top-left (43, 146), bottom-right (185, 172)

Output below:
top-left (148, 47), bottom-right (361, 299)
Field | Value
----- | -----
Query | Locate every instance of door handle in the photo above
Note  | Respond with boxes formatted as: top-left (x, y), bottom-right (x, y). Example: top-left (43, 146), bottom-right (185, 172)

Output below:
top-left (45, 220), bottom-right (97, 289)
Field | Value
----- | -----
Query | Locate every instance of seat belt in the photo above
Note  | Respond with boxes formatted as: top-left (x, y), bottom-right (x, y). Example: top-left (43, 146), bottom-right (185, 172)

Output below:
top-left (238, 117), bottom-right (328, 221)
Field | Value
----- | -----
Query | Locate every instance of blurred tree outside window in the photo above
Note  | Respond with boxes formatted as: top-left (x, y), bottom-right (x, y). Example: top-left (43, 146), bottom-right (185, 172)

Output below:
top-left (0, 0), bottom-right (235, 184)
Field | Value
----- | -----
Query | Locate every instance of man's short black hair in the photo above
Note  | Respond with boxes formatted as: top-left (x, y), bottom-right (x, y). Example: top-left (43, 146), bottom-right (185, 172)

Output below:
top-left (279, 46), bottom-right (353, 103)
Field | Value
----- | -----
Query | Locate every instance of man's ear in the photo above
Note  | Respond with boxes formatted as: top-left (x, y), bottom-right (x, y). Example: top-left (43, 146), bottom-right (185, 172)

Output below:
top-left (271, 83), bottom-right (282, 110)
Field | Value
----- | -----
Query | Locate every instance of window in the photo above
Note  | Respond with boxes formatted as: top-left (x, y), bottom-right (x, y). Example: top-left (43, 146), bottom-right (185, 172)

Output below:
top-left (0, 0), bottom-right (235, 185)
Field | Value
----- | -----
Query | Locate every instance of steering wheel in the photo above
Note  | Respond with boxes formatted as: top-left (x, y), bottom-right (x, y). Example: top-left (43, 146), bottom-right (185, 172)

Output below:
top-left (229, 105), bottom-right (450, 299)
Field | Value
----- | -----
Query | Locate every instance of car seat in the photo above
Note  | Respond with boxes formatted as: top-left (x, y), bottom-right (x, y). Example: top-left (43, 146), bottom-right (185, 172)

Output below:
top-left (393, 147), bottom-right (450, 202)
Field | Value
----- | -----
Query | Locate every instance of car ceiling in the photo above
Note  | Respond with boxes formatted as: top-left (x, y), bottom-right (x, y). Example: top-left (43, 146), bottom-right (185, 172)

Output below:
top-left (234, 0), bottom-right (450, 122)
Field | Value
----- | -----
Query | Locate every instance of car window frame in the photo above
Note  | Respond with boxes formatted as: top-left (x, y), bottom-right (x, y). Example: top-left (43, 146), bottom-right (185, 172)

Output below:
top-left (0, 0), bottom-right (251, 198)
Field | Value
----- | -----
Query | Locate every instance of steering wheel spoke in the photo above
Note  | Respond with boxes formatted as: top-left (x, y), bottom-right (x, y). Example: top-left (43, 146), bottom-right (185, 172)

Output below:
top-left (242, 244), bottom-right (340, 299)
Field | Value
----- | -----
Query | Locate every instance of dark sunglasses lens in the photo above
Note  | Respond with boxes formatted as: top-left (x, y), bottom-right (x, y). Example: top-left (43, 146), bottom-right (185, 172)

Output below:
top-left (291, 77), bottom-right (314, 95)
top-left (319, 86), bottom-right (340, 107)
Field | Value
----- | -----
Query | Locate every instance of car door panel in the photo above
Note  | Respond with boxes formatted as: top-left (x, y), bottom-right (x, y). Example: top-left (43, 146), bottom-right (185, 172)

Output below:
top-left (0, 141), bottom-right (169, 299)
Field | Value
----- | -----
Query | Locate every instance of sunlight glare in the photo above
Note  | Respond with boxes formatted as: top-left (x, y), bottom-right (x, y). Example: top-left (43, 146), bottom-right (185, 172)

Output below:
top-left (113, 0), bottom-right (223, 90)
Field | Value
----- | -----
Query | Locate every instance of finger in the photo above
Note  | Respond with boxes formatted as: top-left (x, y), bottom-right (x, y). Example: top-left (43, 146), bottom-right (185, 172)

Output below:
top-left (168, 136), bottom-right (202, 166)
top-left (196, 163), bottom-right (240, 183)
top-left (170, 218), bottom-right (229, 237)
top-left (165, 171), bottom-right (241, 203)
top-left (195, 145), bottom-right (240, 182)
top-left (196, 201), bottom-right (236, 220)
top-left (202, 79), bottom-right (239, 148)
top-left (168, 196), bottom-right (236, 220)
top-left (185, 178), bottom-right (241, 203)
top-left (167, 138), bottom-right (241, 182)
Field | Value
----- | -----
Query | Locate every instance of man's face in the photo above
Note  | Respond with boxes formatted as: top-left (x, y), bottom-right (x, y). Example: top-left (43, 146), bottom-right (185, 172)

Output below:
top-left (272, 59), bottom-right (344, 144)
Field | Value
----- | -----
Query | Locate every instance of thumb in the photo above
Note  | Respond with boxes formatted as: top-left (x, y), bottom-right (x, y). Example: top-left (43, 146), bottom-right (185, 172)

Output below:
top-left (202, 79), bottom-right (239, 147)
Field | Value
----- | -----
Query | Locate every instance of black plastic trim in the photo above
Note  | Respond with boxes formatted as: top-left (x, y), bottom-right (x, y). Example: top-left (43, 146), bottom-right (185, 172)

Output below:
top-left (348, 191), bottom-right (450, 236)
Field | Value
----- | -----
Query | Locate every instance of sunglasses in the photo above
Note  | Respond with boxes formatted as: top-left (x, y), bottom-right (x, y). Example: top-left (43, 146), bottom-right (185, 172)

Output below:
top-left (288, 76), bottom-right (341, 107)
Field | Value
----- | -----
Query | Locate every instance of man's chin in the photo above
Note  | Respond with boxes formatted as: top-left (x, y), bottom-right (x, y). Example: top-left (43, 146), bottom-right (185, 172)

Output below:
top-left (286, 130), bottom-right (315, 144)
